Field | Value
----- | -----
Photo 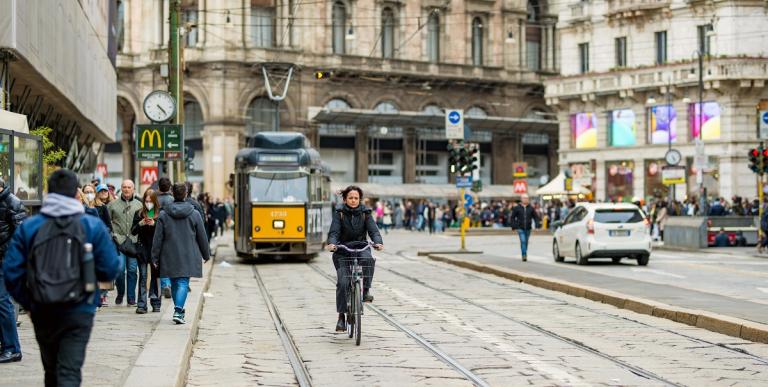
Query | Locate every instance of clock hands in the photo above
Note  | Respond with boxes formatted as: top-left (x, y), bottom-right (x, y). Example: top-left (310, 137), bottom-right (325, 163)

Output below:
top-left (157, 104), bottom-right (167, 115)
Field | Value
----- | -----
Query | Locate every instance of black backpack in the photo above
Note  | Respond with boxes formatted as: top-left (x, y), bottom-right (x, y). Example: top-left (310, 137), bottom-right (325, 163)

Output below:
top-left (26, 215), bottom-right (92, 304)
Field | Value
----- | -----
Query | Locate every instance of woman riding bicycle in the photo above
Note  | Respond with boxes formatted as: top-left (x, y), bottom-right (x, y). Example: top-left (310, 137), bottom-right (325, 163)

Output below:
top-left (326, 186), bottom-right (383, 332)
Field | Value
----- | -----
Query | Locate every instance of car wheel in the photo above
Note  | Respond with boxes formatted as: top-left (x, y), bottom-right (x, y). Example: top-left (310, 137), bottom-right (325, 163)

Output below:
top-left (612, 257), bottom-right (622, 264)
top-left (637, 254), bottom-right (650, 266)
top-left (575, 243), bottom-right (588, 265)
top-left (553, 240), bottom-right (564, 262)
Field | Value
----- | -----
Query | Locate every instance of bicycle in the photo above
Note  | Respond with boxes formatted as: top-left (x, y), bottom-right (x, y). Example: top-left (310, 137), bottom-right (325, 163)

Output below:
top-left (333, 241), bottom-right (376, 346)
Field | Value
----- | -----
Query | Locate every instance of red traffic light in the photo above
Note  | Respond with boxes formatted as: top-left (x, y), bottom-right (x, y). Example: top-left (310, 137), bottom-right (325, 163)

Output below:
top-left (751, 148), bottom-right (760, 158)
top-left (762, 149), bottom-right (768, 158)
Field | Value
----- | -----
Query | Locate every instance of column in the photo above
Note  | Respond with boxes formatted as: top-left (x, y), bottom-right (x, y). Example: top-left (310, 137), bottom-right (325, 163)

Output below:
top-left (355, 128), bottom-right (368, 182)
top-left (403, 128), bottom-right (417, 184)
top-left (595, 160), bottom-right (606, 202)
top-left (547, 136), bottom-right (558, 179)
top-left (120, 114), bottom-right (135, 181)
top-left (491, 132), bottom-right (520, 185)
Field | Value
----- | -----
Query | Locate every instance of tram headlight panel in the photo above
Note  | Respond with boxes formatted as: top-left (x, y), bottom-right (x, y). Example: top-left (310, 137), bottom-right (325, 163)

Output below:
top-left (273, 220), bottom-right (285, 229)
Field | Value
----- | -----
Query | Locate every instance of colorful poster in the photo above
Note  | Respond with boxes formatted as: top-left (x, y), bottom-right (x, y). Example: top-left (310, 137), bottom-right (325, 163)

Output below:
top-left (689, 102), bottom-right (721, 141)
top-left (609, 109), bottom-right (636, 146)
top-left (570, 113), bottom-right (598, 149)
top-left (649, 105), bottom-right (677, 144)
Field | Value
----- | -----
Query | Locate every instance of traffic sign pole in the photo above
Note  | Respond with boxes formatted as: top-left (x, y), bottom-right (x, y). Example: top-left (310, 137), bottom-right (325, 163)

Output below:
top-left (459, 187), bottom-right (466, 251)
top-left (760, 142), bottom-right (765, 243)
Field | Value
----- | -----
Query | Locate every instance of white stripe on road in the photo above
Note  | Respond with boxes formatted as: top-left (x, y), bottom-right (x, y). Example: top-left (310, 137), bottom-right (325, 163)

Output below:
top-left (630, 268), bottom-right (686, 279)
top-left (377, 282), bottom-right (590, 386)
top-left (757, 288), bottom-right (768, 294)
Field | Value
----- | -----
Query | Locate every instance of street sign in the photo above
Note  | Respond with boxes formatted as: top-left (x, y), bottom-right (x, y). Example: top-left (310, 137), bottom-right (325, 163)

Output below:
top-left (456, 175), bottom-right (473, 188)
top-left (445, 109), bottom-right (464, 139)
top-left (141, 166), bottom-right (159, 185)
top-left (759, 110), bottom-right (768, 139)
top-left (135, 124), bottom-right (184, 161)
top-left (513, 179), bottom-right (528, 194)
top-left (464, 192), bottom-right (474, 209)
top-left (662, 166), bottom-right (686, 185)
top-left (694, 138), bottom-right (707, 169)
top-left (513, 162), bottom-right (527, 177)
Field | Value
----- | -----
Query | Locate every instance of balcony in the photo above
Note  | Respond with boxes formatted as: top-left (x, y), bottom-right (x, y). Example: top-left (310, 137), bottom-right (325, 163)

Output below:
top-left (544, 57), bottom-right (768, 102)
top-left (566, 1), bottom-right (592, 25)
top-left (605, 0), bottom-right (671, 22)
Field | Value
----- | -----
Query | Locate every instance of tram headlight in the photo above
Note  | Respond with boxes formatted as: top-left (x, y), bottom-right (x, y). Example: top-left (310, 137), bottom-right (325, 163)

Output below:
top-left (297, 226), bottom-right (303, 232)
top-left (273, 220), bottom-right (285, 229)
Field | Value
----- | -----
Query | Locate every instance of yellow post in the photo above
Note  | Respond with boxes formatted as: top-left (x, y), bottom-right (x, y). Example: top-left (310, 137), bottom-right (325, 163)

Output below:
top-left (760, 153), bottom-right (764, 241)
top-left (459, 188), bottom-right (466, 250)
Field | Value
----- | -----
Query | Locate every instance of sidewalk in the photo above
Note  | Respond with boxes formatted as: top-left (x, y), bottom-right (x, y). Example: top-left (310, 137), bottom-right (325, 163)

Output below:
top-left (1, 234), bottom-right (224, 387)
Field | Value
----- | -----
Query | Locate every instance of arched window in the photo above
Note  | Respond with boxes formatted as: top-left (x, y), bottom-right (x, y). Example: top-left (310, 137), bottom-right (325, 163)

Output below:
top-left (471, 17), bottom-right (484, 66)
top-left (332, 2), bottom-right (346, 54)
top-left (116, 0), bottom-right (125, 52)
top-left (182, 1), bottom-right (199, 48)
top-left (381, 7), bottom-right (395, 58)
top-left (184, 97), bottom-right (203, 139)
top-left (466, 106), bottom-right (488, 118)
top-left (326, 98), bottom-right (351, 110)
top-left (423, 104), bottom-right (443, 115)
top-left (251, 1), bottom-right (275, 48)
top-left (374, 101), bottom-right (399, 113)
top-left (246, 97), bottom-right (277, 136)
top-left (526, 0), bottom-right (541, 70)
top-left (426, 11), bottom-right (440, 63)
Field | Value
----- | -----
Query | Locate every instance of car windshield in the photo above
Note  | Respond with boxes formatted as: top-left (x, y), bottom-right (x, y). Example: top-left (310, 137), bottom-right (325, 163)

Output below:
top-left (249, 174), bottom-right (308, 203)
top-left (594, 209), bottom-right (644, 223)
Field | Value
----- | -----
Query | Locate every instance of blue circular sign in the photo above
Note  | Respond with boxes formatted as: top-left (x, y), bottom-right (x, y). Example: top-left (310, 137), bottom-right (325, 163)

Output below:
top-left (762, 111), bottom-right (768, 125)
top-left (448, 111), bottom-right (461, 124)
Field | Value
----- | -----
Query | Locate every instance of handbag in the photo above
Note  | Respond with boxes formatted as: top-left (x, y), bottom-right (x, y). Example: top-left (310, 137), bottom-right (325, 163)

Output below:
top-left (118, 238), bottom-right (140, 258)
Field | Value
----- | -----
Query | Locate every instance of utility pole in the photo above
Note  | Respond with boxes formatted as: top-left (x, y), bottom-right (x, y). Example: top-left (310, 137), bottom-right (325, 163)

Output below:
top-left (666, 78), bottom-right (674, 204)
top-left (168, 0), bottom-right (184, 182)
top-left (697, 50), bottom-right (707, 216)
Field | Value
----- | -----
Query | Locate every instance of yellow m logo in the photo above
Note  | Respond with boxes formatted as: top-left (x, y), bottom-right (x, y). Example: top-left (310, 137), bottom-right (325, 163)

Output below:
top-left (140, 129), bottom-right (162, 148)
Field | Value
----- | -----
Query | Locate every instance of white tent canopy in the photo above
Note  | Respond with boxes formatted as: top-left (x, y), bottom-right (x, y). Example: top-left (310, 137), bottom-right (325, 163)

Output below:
top-left (0, 110), bottom-right (29, 134)
top-left (535, 172), bottom-right (591, 196)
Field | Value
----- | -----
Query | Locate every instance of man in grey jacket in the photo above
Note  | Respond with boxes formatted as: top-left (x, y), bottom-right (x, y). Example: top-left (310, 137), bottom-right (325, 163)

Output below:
top-left (108, 180), bottom-right (142, 305)
top-left (151, 183), bottom-right (209, 324)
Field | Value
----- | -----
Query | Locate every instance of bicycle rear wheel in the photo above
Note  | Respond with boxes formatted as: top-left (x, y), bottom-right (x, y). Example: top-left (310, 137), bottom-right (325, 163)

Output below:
top-left (354, 280), bottom-right (362, 346)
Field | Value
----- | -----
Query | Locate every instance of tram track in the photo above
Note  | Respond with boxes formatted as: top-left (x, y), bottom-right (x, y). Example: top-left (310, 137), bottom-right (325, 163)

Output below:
top-left (394, 249), bottom-right (768, 365)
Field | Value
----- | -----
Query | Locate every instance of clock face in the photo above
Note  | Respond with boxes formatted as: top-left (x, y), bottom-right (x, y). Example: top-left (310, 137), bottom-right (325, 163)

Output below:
top-left (665, 150), bottom-right (682, 165)
top-left (143, 91), bottom-right (176, 123)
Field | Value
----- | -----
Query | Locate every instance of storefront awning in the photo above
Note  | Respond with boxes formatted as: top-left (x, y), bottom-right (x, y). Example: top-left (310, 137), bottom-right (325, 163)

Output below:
top-left (331, 182), bottom-right (526, 200)
top-left (311, 108), bottom-right (557, 133)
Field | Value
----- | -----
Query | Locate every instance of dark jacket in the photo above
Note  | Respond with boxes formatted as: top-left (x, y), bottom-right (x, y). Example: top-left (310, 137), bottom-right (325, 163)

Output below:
top-left (3, 194), bottom-right (120, 313)
top-left (158, 192), bottom-right (174, 210)
top-left (510, 204), bottom-right (540, 230)
top-left (151, 201), bottom-right (210, 278)
top-left (0, 188), bottom-right (27, 262)
top-left (131, 210), bottom-right (157, 264)
top-left (94, 204), bottom-right (112, 232)
top-left (327, 205), bottom-right (383, 259)
top-left (185, 197), bottom-right (205, 224)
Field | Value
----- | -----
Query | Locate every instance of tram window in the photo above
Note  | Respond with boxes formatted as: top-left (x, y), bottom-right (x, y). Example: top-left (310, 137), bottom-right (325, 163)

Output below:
top-left (249, 174), bottom-right (308, 203)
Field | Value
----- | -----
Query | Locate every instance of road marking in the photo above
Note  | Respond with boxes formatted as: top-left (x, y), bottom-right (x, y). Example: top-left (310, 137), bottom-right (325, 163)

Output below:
top-left (630, 268), bottom-right (686, 279)
top-left (377, 282), bottom-right (590, 386)
top-left (757, 288), bottom-right (768, 294)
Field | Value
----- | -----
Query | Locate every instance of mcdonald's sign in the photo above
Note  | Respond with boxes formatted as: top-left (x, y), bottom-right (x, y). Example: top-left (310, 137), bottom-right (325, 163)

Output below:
top-left (135, 124), bottom-right (184, 161)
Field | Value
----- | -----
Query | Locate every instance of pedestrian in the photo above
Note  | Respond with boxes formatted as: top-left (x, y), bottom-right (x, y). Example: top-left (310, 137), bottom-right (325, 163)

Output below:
top-left (156, 177), bottom-right (174, 298)
top-left (656, 202), bottom-right (669, 242)
top-left (77, 187), bottom-right (99, 218)
top-left (108, 179), bottom-right (142, 306)
top-left (759, 210), bottom-right (768, 254)
top-left (3, 169), bottom-right (119, 385)
top-left (427, 203), bottom-right (436, 234)
top-left (0, 178), bottom-right (26, 364)
top-left (184, 181), bottom-right (205, 222)
top-left (131, 189), bottom-right (161, 314)
top-left (94, 184), bottom-right (114, 307)
top-left (151, 183), bottom-right (210, 324)
top-left (510, 194), bottom-right (540, 262)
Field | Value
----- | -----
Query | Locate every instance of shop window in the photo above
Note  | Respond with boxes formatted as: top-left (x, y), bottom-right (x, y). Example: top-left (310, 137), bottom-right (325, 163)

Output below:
top-left (332, 1), bottom-right (346, 54)
top-left (13, 136), bottom-right (40, 201)
top-left (644, 160), bottom-right (669, 200)
top-left (606, 160), bottom-right (634, 203)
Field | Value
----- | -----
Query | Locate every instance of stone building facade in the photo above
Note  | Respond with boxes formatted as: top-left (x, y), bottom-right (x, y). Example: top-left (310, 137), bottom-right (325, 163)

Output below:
top-left (111, 0), bottom-right (560, 198)
top-left (544, 0), bottom-right (768, 203)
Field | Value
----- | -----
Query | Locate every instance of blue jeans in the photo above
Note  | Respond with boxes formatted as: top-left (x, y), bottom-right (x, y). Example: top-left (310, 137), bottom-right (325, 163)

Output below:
top-left (115, 253), bottom-right (138, 303)
top-left (0, 268), bottom-right (20, 353)
top-left (517, 229), bottom-right (532, 257)
top-left (170, 278), bottom-right (190, 313)
top-left (160, 278), bottom-right (171, 290)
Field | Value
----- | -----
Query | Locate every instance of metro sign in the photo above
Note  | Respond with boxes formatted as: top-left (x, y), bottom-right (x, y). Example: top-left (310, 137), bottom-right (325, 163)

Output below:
top-left (513, 179), bottom-right (528, 194)
top-left (141, 167), bottom-right (159, 185)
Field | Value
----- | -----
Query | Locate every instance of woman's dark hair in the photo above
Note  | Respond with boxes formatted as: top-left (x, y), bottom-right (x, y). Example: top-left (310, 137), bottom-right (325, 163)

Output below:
top-left (341, 185), bottom-right (363, 200)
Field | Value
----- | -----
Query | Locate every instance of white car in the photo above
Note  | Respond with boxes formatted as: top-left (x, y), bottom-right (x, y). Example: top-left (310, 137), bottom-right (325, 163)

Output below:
top-left (552, 203), bottom-right (652, 266)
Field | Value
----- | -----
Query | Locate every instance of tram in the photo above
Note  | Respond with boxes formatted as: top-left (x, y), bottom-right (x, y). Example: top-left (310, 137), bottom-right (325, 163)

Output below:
top-left (233, 132), bottom-right (332, 260)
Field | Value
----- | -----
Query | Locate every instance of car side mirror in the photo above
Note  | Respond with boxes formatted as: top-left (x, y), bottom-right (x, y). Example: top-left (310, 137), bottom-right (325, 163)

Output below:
top-left (551, 220), bottom-right (563, 229)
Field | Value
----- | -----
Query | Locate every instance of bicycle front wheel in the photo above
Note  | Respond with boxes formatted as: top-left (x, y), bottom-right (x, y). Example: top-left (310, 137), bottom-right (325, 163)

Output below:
top-left (347, 282), bottom-right (354, 338)
top-left (354, 280), bottom-right (362, 346)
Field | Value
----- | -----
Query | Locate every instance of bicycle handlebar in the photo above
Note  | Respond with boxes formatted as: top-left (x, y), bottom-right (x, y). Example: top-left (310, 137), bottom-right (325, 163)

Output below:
top-left (333, 241), bottom-right (374, 253)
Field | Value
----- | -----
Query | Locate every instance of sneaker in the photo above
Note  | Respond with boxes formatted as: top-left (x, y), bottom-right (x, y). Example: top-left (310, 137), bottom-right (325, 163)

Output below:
top-left (135, 307), bottom-right (148, 314)
top-left (115, 296), bottom-right (123, 305)
top-left (151, 306), bottom-right (161, 313)
top-left (162, 287), bottom-right (172, 299)
top-left (0, 351), bottom-right (22, 363)
top-left (127, 301), bottom-right (137, 307)
top-left (522, 254), bottom-right (527, 262)
top-left (173, 310), bottom-right (186, 324)
top-left (100, 294), bottom-right (109, 307)
top-left (335, 314), bottom-right (346, 332)
top-left (363, 289), bottom-right (374, 303)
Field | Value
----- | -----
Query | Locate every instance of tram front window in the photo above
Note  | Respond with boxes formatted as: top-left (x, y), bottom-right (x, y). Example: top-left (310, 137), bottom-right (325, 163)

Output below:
top-left (250, 174), bottom-right (308, 203)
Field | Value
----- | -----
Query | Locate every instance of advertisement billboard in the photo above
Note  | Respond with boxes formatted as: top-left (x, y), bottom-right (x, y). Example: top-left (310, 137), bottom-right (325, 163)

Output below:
top-left (688, 102), bottom-right (721, 141)
top-left (570, 112), bottom-right (598, 149)
top-left (648, 105), bottom-right (677, 144)
top-left (609, 109), bottom-right (636, 147)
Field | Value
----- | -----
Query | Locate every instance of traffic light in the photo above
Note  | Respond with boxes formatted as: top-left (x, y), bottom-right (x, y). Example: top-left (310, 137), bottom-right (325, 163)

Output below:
top-left (468, 145), bottom-right (479, 175)
top-left (448, 143), bottom-right (460, 174)
top-left (763, 148), bottom-right (768, 174)
top-left (314, 71), bottom-right (332, 80)
top-left (749, 148), bottom-right (761, 173)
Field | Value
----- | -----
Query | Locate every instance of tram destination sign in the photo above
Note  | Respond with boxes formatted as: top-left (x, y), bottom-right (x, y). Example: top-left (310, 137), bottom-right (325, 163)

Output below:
top-left (135, 124), bottom-right (184, 161)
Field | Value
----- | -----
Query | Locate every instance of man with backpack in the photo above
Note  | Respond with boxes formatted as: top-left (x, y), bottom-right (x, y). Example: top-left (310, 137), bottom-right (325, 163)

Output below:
top-left (0, 178), bottom-right (27, 363)
top-left (3, 169), bottom-right (120, 386)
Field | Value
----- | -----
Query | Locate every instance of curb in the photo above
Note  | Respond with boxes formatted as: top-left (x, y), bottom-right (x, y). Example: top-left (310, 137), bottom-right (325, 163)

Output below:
top-left (123, 246), bottom-right (218, 387)
top-left (427, 254), bottom-right (768, 344)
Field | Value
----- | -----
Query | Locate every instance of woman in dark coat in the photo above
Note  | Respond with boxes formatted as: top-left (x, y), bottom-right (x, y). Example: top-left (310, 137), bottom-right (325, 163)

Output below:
top-left (152, 183), bottom-right (210, 325)
top-left (132, 188), bottom-right (161, 314)
top-left (326, 185), bottom-right (384, 332)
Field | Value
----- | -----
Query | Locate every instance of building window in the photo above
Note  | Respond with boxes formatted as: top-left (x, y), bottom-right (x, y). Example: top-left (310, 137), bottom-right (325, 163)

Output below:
top-left (466, 106), bottom-right (488, 118)
top-left (184, 97), bottom-right (203, 139)
top-left (606, 160), bottom-right (634, 203)
top-left (246, 97), bottom-right (277, 136)
top-left (332, 1), bottom-right (346, 54)
top-left (251, 3), bottom-right (275, 48)
top-left (426, 11), bottom-right (439, 63)
top-left (697, 24), bottom-right (713, 56)
top-left (158, 1), bottom-right (165, 46)
top-left (182, 2), bottom-right (198, 48)
top-left (655, 31), bottom-right (667, 64)
top-left (615, 37), bottom-right (627, 68)
top-left (578, 43), bottom-right (589, 73)
top-left (423, 104), bottom-right (443, 115)
top-left (526, 0), bottom-right (541, 71)
top-left (381, 7), bottom-right (395, 58)
top-left (471, 17), bottom-right (484, 66)
top-left (116, 0), bottom-right (125, 52)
